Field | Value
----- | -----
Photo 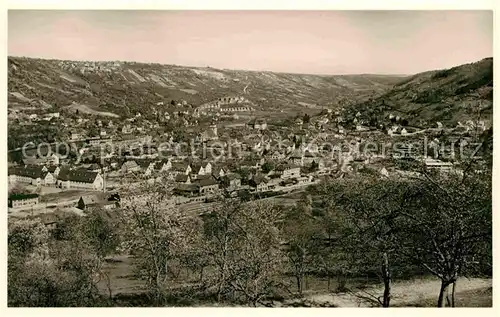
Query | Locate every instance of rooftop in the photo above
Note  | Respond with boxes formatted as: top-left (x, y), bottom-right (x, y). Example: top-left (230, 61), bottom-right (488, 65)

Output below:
top-left (175, 183), bottom-right (200, 192)
top-left (9, 193), bottom-right (39, 201)
top-left (80, 194), bottom-right (103, 205)
top-left (175, 174), bottom-right (190, 183)
top-left (197, 176), bottom-right (219, 187)
top-left (58, 169), bottom-right (100, 183)
top-left (9, 166), bottom-right (48, 179)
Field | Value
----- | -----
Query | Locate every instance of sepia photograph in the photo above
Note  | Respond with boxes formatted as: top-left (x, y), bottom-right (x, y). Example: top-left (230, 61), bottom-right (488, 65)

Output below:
top-left (6, 7), bottom-right (493, 309)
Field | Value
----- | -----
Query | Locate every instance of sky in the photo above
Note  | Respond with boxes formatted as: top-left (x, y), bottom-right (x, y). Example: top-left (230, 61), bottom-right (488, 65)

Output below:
top-left (8, 10), bottom-right (493, 75)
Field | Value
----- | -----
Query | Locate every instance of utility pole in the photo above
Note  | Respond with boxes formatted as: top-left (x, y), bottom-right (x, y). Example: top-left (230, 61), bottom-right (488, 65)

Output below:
top-left (101, 163), bottom-right (106, 193)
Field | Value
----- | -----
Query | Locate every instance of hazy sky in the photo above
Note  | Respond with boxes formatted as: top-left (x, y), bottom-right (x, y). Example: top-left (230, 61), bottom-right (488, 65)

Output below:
top-left (8, 10), bottom-right (493, 75)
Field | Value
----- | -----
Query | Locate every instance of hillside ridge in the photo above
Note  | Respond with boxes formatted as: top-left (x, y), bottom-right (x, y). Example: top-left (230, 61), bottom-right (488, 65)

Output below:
top-left (7, 56), bottom-right (407, 118)
top-left (343, 57), bottom-right (493, 127)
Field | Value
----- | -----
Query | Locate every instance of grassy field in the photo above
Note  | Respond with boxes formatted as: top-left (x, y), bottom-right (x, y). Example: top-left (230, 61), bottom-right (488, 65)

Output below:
top-left (66, 102), bottom-right (120, 118)
top-left (98, 254), bottom-right (375, 302)
top-left (40, 189), bottom-right (98, 203)
top-left (98, 256), bottom-right (147, 297)
top-left (396, 287), bottom-right (493, 307)
top-left (98, 254), bottom-right (492, 307)
top-left (302, 276), bottom-right (492, 308)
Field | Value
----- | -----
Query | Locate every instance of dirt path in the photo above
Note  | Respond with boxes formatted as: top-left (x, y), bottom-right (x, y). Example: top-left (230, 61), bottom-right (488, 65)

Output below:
top-left (243, 82), bottom-right (250, 94)
top-left (287, 277), bottom-right (492, 307)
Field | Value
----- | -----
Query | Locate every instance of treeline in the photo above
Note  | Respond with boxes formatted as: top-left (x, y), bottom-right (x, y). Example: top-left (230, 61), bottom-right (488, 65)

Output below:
top-left (8, 171), bottom-right (491, 307)
top-left (8, 123), bottom-right (63, 150)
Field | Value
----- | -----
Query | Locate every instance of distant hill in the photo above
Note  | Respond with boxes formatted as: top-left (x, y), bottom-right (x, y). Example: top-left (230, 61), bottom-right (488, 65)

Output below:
top-left (346, 57), bottom-right (493, 127)
top-left (7, 56), bottom-right (406, 118)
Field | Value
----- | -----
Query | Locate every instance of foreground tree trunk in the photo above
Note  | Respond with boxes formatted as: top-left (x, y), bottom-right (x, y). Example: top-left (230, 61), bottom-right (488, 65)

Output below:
top-left (296, 275), bottom-right (303, 295)
top-left (217, 267), bottom-right (226, 302)
top-left (382, 278), bottom-right (391, 307)
top-left (437, 280), bottom-right (452, 307)
top-left (103, 271), bottom-right (113, 300)
top-left (381, 252), bottom-right (391, 307)
top-left (327, 272), bottom-right (331, 292)
top-left (217, 237), bottom-right (229, 302)
top-left (199, 267), bottom-right (204, 283)
top-left (451, 280), bottom-right (457, 307)
top-left (337, 274), bottom-right (347, 292)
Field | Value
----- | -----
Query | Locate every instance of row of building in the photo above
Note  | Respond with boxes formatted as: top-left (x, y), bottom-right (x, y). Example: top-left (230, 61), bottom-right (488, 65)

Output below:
top-left (8, 166), bottom-right (104, 191)
top-left (194, 96), bottom-right (255, 115)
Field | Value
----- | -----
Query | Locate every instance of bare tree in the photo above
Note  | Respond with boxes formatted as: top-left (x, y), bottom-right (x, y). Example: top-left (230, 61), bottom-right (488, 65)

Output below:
top-left (228, 202), bottom-right (285, 306)
top-left (202, 198), bottom-right (243, 302)
top-left (282, 203), bottom-right (318, 295)
top-left (120, 183), bottom-right (196, 304)
top-left (8, 217), bottom-right (103, 306)
top-left (320, 177), bottom-right (410, 307)
top-left (203, 199), bottom-right (285, 306)
top-left (79, 208), bottom-right (122, 300)
top-left (398, 172), bottom-right (491, 307)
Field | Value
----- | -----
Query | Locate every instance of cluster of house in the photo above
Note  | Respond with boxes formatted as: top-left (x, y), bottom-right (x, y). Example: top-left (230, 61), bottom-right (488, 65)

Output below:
top-left (117, 153), bottom-right (308, 197)
top-left (454, 120), bottom-right (488, 134)
top-left (7, 190), bottom-right (119, 212)
top-left (386, 120), bottom-right (487, 137)
top-left (9, 94), bottom-right (472, 209)
top-left (25, 112), bottom-right (61, 122)
top-left (10, 109), bottom-right (462, 197)
top-left (108, 131), bottom-right (350, 198)
top-left (77, 192), bottom-right (121, 211)
top-left (385, 114), bottom-right (489, 137)
top-left (387, 126), bottom-right (412, 136)
top-left (246, 118), bottom-right (268, 130)
top-left (9, 110), bottom-right (61, 122)
top-left (8, 165), bottom-right (104, 191)
top-left (57, 60), bottom-right (122, 73)
top-left (8, 194), bottom-right (122, 231)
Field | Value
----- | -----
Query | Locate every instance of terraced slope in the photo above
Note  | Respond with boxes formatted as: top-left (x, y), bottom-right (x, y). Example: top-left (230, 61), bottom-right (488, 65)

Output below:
top-left (345, 57), bottom-right (493, 127)
top-left (8, 56), bottom-right (406, 118)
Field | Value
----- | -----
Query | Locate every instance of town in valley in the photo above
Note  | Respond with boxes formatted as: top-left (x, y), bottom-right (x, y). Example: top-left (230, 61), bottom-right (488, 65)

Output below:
top-left (7, 10), bottom-right (493, 308)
